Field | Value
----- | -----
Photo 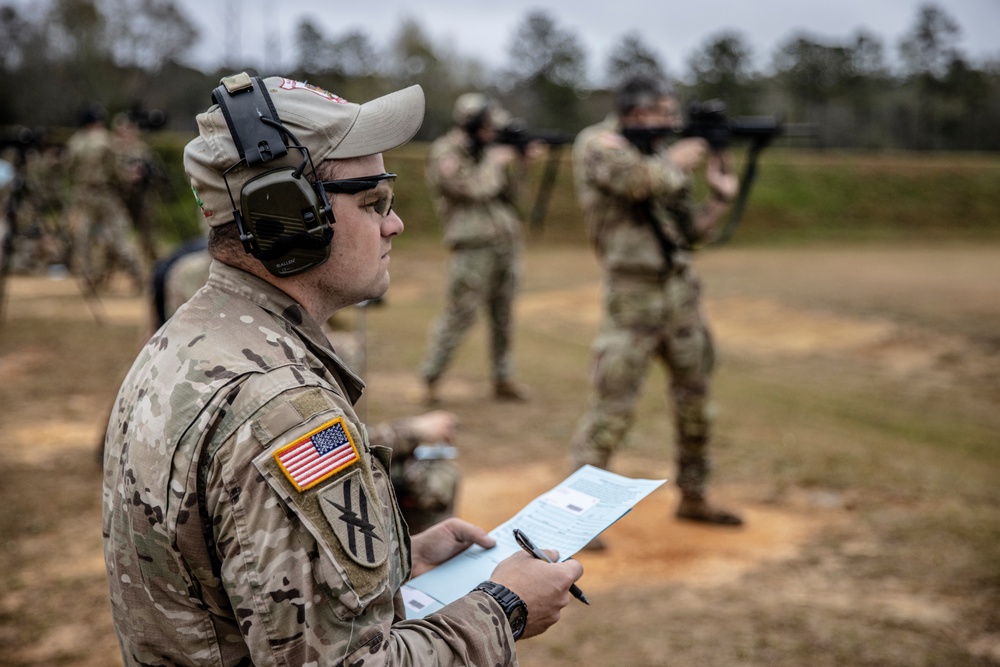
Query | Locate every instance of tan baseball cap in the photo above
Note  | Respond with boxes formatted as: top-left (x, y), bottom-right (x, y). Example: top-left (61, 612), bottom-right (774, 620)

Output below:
top-left (184, 75), bottom-right (425, 227)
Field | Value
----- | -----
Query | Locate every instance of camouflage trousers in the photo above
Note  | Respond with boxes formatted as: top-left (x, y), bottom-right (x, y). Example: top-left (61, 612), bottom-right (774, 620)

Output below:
top-left (68, 188), bottom-right (144, 288)
top-left (420, 242), bottom-right (521, 385)
top-left (570, 265), bottom-right (717, 498)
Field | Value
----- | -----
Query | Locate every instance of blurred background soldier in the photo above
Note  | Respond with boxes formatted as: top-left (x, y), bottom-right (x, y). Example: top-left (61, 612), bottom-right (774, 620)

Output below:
top-left (367, 411), bottom-right (461, 534)
top-left (22, 142), bottom-right (70, 271)
top-left (111, 113), bottom-right (159, 263)
top-left (569, 75), bottom-right (743, 540)
top-left (65, 103), bottom-right (144, 291)
top-left (0, 128), bottom-right (66, 274)
top-left (419, 93), bottom-right (536, 405)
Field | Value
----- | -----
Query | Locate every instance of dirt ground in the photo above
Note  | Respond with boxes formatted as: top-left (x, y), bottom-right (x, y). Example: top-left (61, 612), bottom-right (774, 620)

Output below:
top-left (1, 241), bottom-right (998, 666)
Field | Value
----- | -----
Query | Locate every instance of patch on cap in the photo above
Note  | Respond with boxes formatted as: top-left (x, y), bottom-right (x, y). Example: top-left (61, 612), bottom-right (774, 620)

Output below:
top-left (279, 78), bottom-right (348, 103)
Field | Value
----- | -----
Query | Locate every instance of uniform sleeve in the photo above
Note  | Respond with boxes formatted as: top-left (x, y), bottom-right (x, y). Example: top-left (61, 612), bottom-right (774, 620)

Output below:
top-left (579, 128), bottom-right (689, 203)
top-left (206, 384), bottom-right (516, 667)
top-left (389, 592), bottom-right (518, 666)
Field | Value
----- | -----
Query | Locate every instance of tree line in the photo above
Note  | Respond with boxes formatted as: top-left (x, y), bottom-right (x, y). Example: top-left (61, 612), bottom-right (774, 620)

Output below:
top-left (1, 0), bottom-right (998, 151)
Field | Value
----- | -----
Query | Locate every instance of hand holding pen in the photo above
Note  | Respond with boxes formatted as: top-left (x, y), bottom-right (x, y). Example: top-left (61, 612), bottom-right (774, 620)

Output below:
top-left (513, 528), bottom-right (590, 605)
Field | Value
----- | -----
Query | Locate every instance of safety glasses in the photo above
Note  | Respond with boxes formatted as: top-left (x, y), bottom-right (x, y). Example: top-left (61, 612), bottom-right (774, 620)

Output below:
top-left (320, 173), bottom-right (397, 217)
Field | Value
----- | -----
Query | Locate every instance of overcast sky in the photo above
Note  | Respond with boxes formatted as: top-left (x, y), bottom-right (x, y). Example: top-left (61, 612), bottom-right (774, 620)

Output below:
top-left (174, 0), bottom-right (1000, 82)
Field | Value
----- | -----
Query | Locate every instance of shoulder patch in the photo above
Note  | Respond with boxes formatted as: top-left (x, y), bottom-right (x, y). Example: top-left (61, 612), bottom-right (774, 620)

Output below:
top-left (274, 417), bottom-right (359, 492)
top-left (319, 469), bottom-right (389, 569)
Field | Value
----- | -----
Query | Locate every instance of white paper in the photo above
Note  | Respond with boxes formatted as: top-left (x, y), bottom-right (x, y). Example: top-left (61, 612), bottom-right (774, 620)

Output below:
top-left (401, 465), bottom-right (665, 618)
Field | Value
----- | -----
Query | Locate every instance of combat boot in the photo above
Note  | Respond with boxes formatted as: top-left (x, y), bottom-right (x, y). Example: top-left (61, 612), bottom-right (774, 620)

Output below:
top-left (675, 454), bottom-right (744, 526)
top-left (494, 379), bottom-right (528, 402)
top-left (676, 494), bottom-right (744, 526)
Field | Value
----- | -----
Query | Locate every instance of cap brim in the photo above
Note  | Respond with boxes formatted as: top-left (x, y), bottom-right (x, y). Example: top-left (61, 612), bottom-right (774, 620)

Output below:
top-left (325, 85), bottom-right (425, 160)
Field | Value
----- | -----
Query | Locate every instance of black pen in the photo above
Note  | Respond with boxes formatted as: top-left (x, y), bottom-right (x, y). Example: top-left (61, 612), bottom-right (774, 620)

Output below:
top-left (513, 528), bottom-right (590, 605)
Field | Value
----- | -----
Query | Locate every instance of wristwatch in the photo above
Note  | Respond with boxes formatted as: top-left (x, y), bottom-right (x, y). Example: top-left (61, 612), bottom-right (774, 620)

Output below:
top-left (474, 581), bottom-right (528, 640)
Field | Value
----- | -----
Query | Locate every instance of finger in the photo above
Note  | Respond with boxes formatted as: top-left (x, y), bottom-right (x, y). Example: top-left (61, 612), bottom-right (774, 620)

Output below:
top-left (448, 519), bottom-right (496, 549)
top-left (564, 558), bottom-right (584, 580)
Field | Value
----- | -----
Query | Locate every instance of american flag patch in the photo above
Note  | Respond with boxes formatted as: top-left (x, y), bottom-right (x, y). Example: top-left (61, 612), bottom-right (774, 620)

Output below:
top-left (274, 418), bottom-right (359, 492)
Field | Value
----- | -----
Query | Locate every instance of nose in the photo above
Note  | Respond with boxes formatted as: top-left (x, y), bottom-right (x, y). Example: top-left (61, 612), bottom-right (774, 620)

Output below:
top-left (383, 210), bottom-right (404, 237)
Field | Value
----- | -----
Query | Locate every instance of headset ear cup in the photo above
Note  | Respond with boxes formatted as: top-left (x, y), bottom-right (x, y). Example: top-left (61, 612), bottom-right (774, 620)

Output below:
top-left (239, 168), bottom-right (333, 277)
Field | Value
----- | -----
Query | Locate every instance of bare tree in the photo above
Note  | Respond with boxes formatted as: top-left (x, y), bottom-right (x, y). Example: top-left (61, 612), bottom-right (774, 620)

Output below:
top-left (898, 3), bottom-right (962, 80)
top-left (104, 0), bottom-right (196, 72)
top-left (685, 31), bottom-right (758, 113)
top-left (605, 31), bottom-right (666, 88)
top-left (505, 10), bottom-right (586, 88)
top-left (503, 10), bottom-right (588, 129)
top-left (294, 19), bottom-right (327, 76)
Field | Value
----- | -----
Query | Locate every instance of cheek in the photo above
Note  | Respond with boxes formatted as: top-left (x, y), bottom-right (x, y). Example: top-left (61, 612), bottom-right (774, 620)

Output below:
top-left (330, 222), bottom-right (381, 270)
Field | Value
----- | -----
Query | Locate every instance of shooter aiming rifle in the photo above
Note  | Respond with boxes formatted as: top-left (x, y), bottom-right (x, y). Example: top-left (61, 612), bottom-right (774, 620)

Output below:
top-left (496, 120), bottom-right (574, 235)
top-left (624, 99), bottom-right (816, 244)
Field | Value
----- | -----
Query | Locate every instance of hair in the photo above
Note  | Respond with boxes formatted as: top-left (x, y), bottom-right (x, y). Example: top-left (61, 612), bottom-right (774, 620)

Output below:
top-left (313, 158), bottom-right (340, 182)
top-left (614, 75), bottom-right (673, 117)
top-left (207, 220), bottom-right (248, 265)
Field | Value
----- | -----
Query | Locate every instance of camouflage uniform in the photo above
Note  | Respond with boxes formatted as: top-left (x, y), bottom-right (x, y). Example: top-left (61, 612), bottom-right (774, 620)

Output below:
top-left (420, 127), bottom-right (523, 388)
top-left (150, 248), bottom-right (462, 535)
top-left (22, 146), bottom-right (69, 269)
top-left (112, 118), bottom-right (159, 262)
top-left (65, 124), bottom-right (144, 288)
top-left (569, 114), bottom-right (718, 502)
top-left (102, 261), bottom-right (516, 666)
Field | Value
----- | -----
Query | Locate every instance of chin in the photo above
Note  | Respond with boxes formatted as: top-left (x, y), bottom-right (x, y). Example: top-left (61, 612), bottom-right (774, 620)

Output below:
top-left (366, 277), bottom-right (391, 301)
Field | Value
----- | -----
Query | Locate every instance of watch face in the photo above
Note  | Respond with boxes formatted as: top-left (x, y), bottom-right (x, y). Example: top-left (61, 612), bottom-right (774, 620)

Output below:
top-left (509, 604), bottom-right (527, 640)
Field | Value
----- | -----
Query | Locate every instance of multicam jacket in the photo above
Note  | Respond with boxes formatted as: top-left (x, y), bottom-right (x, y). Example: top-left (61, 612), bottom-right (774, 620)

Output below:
top-left (572, 114), bottom-right (706, 275)
top-left (65, 125), bottom-right (120, 191)
top-left (102, 261), bottom-right (515, 667)
top-left (425, 127), bottom-right (522, 249)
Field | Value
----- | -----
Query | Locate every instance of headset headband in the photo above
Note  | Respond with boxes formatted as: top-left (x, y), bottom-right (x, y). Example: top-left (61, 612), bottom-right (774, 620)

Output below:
top-left (212, 73), bottom-right (288, 166)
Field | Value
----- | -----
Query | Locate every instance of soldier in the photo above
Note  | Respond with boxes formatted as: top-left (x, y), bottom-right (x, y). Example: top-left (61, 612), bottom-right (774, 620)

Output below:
top-left (111, 113), bottom-right (159, 263)
top-left (151, 239), bottom-right (463, 535)
top-left (150, 235), bottom-right (462, 534)
top-left (102, 73), bottom-right (582, 666)
top-left (64, 104), bottom-right (144, 290)
top-left (419, 93), bottom-right (535, 404)
top-left (569, 74), bottom-right (743, 539)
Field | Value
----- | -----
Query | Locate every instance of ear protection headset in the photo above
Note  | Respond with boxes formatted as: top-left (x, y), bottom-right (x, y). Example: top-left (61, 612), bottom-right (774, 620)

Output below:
top-left (213, 73), bottom-right (334, 277)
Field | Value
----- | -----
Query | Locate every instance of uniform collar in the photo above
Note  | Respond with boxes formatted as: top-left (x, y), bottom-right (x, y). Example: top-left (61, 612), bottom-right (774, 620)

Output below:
top-left (207, 260), bottom-right (366, 404)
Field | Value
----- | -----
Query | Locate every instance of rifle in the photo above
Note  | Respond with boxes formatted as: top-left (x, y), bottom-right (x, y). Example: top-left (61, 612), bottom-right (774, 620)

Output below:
top-left (495, 120), bottom-right (574, 235)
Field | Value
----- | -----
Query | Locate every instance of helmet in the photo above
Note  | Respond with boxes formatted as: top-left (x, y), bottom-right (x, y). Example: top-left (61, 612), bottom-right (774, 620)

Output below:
top-left (452, 92), bottom-right (510, 132)
top-left (452, 93), bottom-right (491, 127)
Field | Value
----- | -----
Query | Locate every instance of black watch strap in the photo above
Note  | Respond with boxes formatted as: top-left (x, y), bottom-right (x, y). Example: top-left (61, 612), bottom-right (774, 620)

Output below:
top-left (474, 581), bottom-right (528, 640)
